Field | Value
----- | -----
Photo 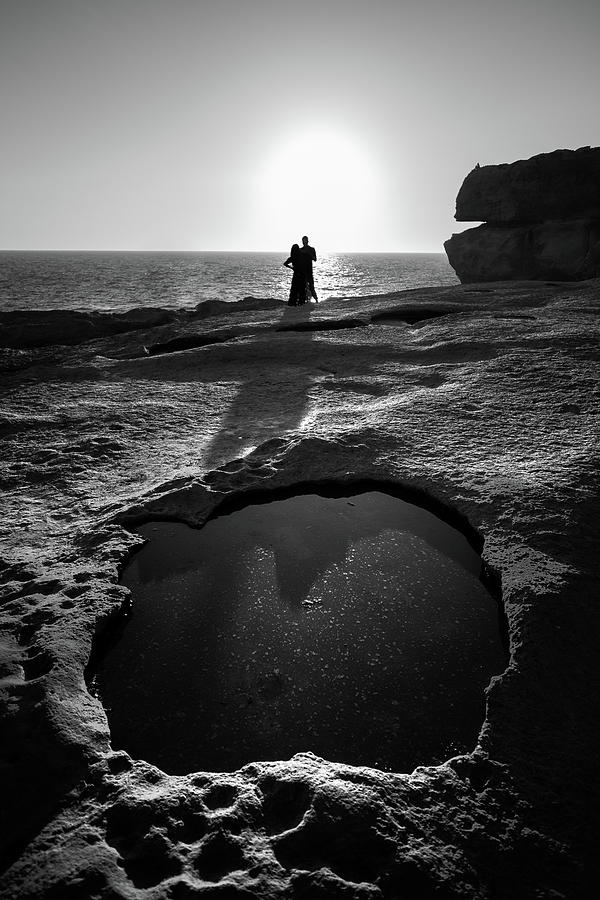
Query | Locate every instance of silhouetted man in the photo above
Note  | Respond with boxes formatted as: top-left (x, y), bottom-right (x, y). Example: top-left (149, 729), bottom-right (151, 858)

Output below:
top-left (300, 235), bottom-right (318, 301)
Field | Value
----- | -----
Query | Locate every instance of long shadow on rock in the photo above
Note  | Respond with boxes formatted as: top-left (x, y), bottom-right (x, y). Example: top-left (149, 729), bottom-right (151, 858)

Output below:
top-left (202, 305), bottom-right (316, 470)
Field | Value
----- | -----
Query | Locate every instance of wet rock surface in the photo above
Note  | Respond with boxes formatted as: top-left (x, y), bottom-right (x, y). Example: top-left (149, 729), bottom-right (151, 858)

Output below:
top-left (445, 147), bottom-right (600, 282)
top-left (1, 280), bottom-right (600, 897)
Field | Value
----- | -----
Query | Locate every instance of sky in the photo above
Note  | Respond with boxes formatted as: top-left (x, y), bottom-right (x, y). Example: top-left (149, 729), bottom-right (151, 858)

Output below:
top-left (1, 0), bottom-right (599, 252)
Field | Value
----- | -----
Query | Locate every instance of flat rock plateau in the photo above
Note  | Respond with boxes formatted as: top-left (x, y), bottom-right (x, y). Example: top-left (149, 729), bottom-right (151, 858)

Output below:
top-left (1, 279), bottom-right (599, 899)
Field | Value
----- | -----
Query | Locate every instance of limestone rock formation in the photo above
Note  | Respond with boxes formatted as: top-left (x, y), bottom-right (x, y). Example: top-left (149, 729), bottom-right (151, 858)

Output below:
top-left (445, 146), bottom-right (600, 282)
top-left (454, 146), bottom-right (600, 224)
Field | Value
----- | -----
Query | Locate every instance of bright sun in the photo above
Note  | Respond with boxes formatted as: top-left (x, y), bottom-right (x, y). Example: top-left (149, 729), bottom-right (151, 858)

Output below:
top-left (258, 129), bottom-right (380, 250)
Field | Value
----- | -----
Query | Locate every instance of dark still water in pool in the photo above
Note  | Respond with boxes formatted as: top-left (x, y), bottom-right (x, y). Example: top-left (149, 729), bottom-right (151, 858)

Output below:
top-left (94, 491), bottom-right (506, 774)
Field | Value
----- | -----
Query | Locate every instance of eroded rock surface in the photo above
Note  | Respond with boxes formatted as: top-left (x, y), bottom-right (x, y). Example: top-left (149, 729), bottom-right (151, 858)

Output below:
top-left (1, 282), bottom-right (599, 898)
top-left (445, 146), bottom-right (600, 282)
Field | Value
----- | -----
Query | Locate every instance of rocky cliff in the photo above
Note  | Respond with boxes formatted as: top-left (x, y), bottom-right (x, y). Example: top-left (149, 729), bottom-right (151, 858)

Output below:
top-left (445, 146), bottom-right (600, 282)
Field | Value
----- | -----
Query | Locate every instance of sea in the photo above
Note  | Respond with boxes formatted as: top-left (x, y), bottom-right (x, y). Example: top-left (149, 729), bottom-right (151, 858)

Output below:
top-left (0, 251), bottom-right (458, 313)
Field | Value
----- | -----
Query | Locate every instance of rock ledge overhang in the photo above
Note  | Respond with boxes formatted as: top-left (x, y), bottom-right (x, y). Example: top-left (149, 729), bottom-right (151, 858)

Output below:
top-left (445, 146), bottom-right (600, 282)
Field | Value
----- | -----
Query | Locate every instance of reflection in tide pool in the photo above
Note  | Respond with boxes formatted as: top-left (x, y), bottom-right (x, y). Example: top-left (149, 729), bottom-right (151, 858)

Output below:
top-left (95, 491), bottom-right (506, 774)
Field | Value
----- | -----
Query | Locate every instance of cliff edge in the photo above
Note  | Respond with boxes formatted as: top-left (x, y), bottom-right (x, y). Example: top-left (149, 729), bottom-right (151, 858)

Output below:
top-left (445, 146), bottom-right (600, 282)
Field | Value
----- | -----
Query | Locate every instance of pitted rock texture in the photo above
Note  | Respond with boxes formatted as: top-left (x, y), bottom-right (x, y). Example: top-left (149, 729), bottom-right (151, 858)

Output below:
top-left (1, 281), bottom-right (600, 898)
top-left (445, 146), bottom-right (600, 282)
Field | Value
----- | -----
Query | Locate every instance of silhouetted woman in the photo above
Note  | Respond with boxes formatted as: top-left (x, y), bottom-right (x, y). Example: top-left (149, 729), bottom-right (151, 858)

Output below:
top-left (284, 244), bottom-right (308, 306)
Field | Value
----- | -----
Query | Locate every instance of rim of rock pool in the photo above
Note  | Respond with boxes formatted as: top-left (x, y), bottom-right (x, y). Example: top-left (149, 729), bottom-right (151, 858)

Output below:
top-left (86, 479), bottom-right (509, 775)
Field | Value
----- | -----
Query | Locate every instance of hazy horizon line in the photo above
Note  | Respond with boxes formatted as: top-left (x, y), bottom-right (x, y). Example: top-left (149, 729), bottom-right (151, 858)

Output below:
top-left (0, 247), bottom-right (448, 255)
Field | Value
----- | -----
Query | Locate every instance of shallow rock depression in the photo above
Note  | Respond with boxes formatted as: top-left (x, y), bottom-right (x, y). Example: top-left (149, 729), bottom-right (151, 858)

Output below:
top-left (92, 488), bottom-right (505, 774)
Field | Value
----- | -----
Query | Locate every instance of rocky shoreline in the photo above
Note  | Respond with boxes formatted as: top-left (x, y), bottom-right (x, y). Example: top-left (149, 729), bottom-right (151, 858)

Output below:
top-left (1, 279), bottom-right (599, 898)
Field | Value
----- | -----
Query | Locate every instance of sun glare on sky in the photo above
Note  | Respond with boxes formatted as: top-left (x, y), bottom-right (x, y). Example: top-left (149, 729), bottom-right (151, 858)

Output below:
top-left (1, 0), bottom-right (599, 251)
top-left (258, 129), bottom-right (382, 252)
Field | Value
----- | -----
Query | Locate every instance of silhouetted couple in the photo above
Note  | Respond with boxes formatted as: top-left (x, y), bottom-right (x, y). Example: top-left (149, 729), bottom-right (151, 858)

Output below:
top-left (284, 236), bottom-right (318, 306)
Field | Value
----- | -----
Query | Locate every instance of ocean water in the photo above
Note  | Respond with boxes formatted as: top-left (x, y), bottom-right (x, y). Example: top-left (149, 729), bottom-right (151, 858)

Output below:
top-left (0, 251), bottom-right (457, 313)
